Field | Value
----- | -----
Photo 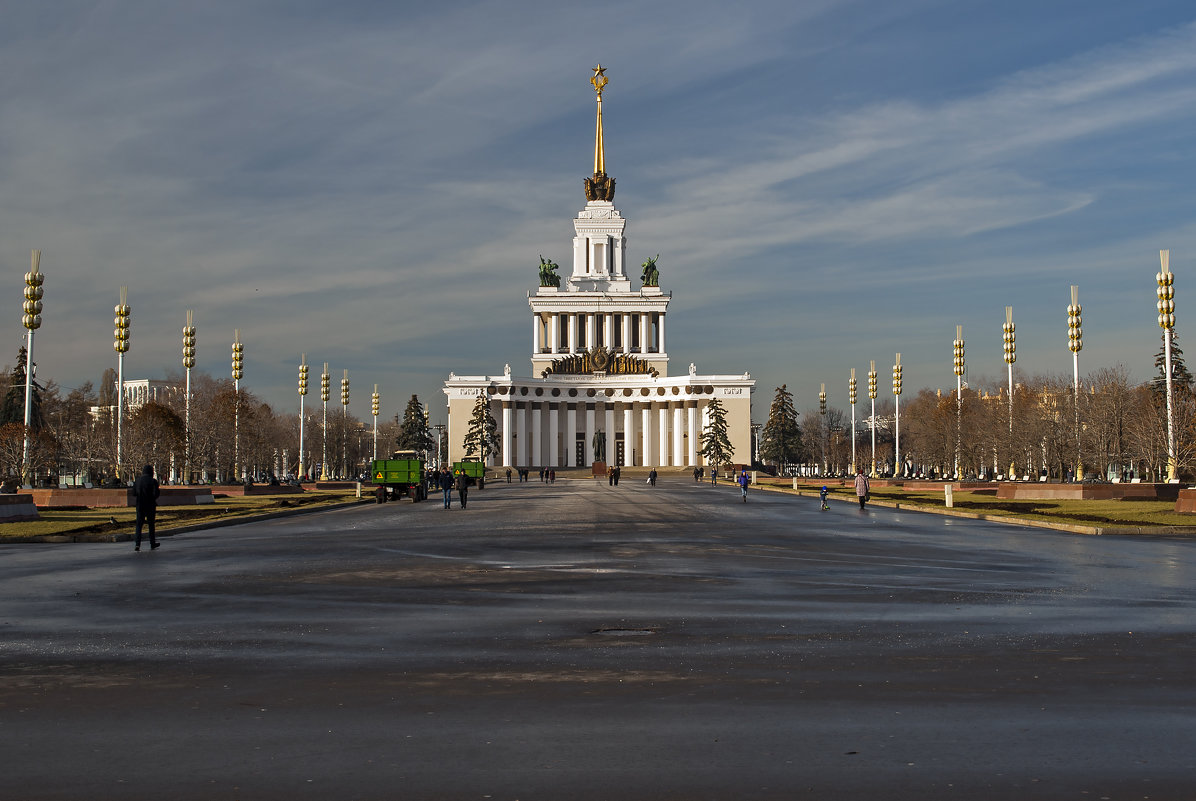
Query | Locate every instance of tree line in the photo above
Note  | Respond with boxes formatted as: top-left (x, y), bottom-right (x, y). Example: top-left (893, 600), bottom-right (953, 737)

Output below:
top-left (1, 349), bottom-right (437, 486)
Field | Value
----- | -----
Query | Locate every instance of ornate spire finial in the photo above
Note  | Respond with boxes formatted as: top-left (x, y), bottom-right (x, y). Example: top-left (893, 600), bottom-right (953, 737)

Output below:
top-left (584, 65), bottom-right (615, 202)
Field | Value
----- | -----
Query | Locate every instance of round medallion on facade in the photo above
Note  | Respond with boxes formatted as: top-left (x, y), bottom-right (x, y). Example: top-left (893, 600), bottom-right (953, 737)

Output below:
top-left (520, 387), bottom-right (528, 395)
top-left (587, 388), bottom-right (596, 397)
top-left (551, 388), bottom-right (560, 396)
top-left (656, 387), bottom-right (665, 395)
top-left (569, 388), bottom-right (578, 397)
top-left (623, 388), bottom-right (632, 396)
top-left (640, 387), bottom-right (649, 396)
top-left (535, 387), bottom-right (543, 396)
top-left (487, 386), bottom-right (497, 394)
top-left (605, 388), bottom-right (614, 396)
top-left (704, 385), bottom-right (714, 394)
top-left (671, 386), bottom-right (680, 395)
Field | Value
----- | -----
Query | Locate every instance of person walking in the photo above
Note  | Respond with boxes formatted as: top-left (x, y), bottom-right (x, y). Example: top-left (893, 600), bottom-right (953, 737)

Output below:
top-left (608, 466), bottom-right (615, 486)
top-left (854, 468), bottom-right (870, 510)
top-left (613, 466), bottom-right (620, 485)
top-left (455, 469), bottom-right (469, 509)
top-left (506, 467), bottom-right (512, 483)
top-left (711, 467), bottom-right (718, 486)
top-left (648, 467), bottom-right (657, 487)
top-left (439, 467), bottom-right (454, 509)
top-left (132, 464), bottom-right (160, 551)
top-left (737, 470), bottom-right (749, 502)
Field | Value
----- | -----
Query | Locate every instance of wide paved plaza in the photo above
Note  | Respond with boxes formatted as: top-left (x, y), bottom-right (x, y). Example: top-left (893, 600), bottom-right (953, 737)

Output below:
top-left (2, 477), bottom-right (1194, 800)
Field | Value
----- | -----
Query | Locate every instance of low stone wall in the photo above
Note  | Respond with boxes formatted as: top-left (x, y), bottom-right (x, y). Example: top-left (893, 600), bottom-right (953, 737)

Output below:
top-left (1173, 488), bottom-right (1196, 513)
top-left (29, 486), bottom-right (217, 508)
top-left (209, 484), bottom-right (305, 497)
top-left (0, 493), bottom-right (39, 522)
top-left (996, 483), bottom-right (1181, 501)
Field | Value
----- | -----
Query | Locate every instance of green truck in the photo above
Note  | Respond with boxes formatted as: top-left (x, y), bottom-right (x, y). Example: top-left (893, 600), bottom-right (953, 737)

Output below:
top-left (370, 452), bottom-right (427, 501)
top-left (452, 459), bottom-right (485, 489)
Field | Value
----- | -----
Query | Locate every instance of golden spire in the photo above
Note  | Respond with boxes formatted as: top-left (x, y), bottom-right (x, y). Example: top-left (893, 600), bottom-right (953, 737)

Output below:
top-left (584, 65), bottom-right (615, 202)
top-left (591, 65), bottom-right (607, 175)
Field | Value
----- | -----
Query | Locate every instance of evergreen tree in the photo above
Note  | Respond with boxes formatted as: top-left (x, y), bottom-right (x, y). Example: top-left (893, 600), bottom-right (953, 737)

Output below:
top-left (760, 384), bottom-right (802, 467)
top-left (1152, 334), bottom-right (1193, 400)
top-left (700, 397), bottom-right (734, 470)
top-left (0, 346), bottom-right (44, 430)
top-left (462, 394), bottom-right (499, 463)
top-left (396, 394), bottom-right (435, 455)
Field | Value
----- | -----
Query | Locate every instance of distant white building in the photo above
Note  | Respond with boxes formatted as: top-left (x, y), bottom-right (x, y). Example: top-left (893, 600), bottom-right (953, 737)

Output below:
top-left (90, 378), bottom-right (182, 420)
top-left (444, 69), bottom-right (754, 468)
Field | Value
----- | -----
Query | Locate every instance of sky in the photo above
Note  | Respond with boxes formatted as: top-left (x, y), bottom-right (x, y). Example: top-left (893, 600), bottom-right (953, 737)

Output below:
top-left (2, 0), bottom-right (1195, 425)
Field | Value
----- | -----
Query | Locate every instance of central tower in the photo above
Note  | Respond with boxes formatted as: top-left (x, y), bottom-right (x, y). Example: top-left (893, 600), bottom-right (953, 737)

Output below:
top-left (528, 66), bottom-right (671, 376)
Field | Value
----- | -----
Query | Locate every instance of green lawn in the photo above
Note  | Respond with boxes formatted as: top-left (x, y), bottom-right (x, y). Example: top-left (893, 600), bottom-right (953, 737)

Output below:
top-left (822, 486), bottom-right (1195, 528)
top-left (2, 490), bottom-right (365, 541)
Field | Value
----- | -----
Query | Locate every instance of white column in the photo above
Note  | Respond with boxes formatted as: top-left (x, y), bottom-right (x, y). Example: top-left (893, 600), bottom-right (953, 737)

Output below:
top-left (623, 404), bottom-right (635, 466)
top-left (621, 313), bottom-right (631, 353)
top-left (548, 403), bottom-right (559, 467)
top-left (531, 403), bottom-right (542, 467)
top-left (605, 403), bottom-right (616, 464)
top-left (566, 403), bottom-right (578, 466)
top-left (701, 403), bottom-right (711, 466)
top-left (517, 403), bottom-right (528, 466)
top-left (532, 316), bottom-right (540, 354)
top-left (604, 313), bottom-right (613, 349)
top-left (658, 314), bottom-right (666, 355)
top-left (641, 404), bottom-right (653, 467)
top-left (687, 402), bottom-right (698, 466)
top-left (586, 314), bottom-right (596, 350)
top-left (568, 314), bottom-right (577, 354)
top-left (502, 403), bottom-right (512, 467)
top-left (639, 314), bottom-right (649, 354)
top-left (658, 404), bottom-right (670, 467)
top-left (584, 404), bottom-right (596, 467)
top-left (550, 314), bottom-right (561, 354)
top-left (673, 404), bottom-right (684, 467)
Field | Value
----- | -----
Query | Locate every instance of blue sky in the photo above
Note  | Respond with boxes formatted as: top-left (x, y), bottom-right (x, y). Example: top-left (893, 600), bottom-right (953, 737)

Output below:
top-left (2, 0), bottom-right (1195, 423)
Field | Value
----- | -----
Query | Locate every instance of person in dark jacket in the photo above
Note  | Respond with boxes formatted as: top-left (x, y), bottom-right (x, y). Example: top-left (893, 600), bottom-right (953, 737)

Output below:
top-left (454, 470), bottom-right (469, 509)
top-left (439, 468), bottom-right (454, 509)
top-left (133, 464), bottom-right (161, 551)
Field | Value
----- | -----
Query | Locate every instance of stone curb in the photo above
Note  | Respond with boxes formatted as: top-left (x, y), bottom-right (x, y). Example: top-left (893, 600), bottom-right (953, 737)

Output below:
top-left (753, 483), bottom-right (1196, 537)
top-left (3, 498), bottom-right (374, 544)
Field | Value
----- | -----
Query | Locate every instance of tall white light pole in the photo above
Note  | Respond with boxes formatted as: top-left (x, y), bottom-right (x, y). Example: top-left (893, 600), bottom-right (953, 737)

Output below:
top-left (319, 364), bottom-right (330, 481)
top-left (231, 331), bottom-right (244, 481)
top-left (298, 356), bottom-right (308, 481)
top-left (953, 325), bottom-right (965, 479)
top-left (892, 354), bottom-right (902, 477)
top-left (818, 384), bottom-right (827, 476)
top-left (183, 311), bottom-right (196, 484)
top-left (340, 370), bottom-right (350, 477)
top-left (1003, 306), bottom-right (1015, 480)
top-left (1158, 250), bottom-right (1177, 482)
top-left (868, 360), bottom-right (878, 476)
top-left (21, 250), bottom-right (44, 487)
top-left (1067, 286), bottom-right (1083, 481)
top-left (848, 369), bottom-right (857, 474)
top-left (372, 385), bottom-right (380, 461)
top-left (113, 288), bottom-right (131, 482)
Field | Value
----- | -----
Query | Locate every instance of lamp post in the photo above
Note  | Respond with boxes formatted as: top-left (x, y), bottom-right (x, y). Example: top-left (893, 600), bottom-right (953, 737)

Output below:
top-left (953, 325), bottom-right (964, 479)
top-left (868, 360), bottom-right (878, 476)
top-left (340, 370), bottom-right (350, 477)
top-left (433, 423), bottom-right (446, 472)
top-left (113, 287), bottom-right (131, 482)
top-left (848, 369), bottom-right (857, 475)
top-left (892, 354), bottom-right (902, 478)
top-left (1067, 286), bottom-right (1082, 481)
top-left (372, 385), bottom-right (380, 461)
top-left (230, 332), bottom-right (245, 482)
top-left (182, 311), bottom-right (196, 484)
top-left (1002, 306), bottom-right (1016, 480)
top-left (320, 363), bottom-right (330, 481)
top-left (21, 250), bottom-right (44, 487)
top-left (298, 355), bottom-right (309, 481)
top-left (818, 383), bottom-right (827, 476)
top-left (1157, 251), bottom-right (1177, 482)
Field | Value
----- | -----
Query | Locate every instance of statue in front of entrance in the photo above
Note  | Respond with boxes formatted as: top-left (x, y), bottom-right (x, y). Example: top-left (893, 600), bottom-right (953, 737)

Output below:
top-left (641, 254), bottom-right (660, 287)
top-left (538, 255), bottom-right (561, 288)
top-left (593, 430), bottom-right (606, 463)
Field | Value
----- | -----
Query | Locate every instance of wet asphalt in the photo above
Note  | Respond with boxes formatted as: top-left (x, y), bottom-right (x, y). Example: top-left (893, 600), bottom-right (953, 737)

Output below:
top-left (1, 477), bottom-right (1194, 800)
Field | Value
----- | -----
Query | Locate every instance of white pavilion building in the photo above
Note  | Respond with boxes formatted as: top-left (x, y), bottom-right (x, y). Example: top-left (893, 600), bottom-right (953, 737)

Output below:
top-left (444, 68), bottom-right (754, 468)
